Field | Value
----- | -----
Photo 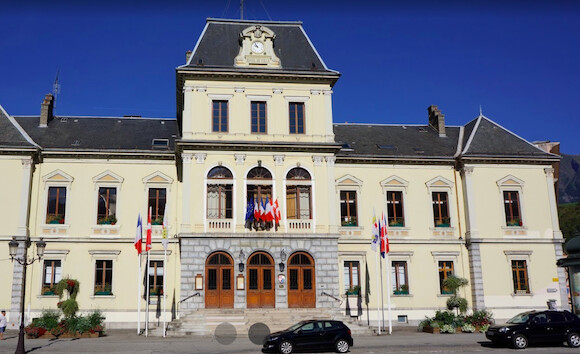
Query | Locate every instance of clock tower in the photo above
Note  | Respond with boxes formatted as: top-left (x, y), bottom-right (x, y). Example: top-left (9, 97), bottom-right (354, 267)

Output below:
top-left (234, 25), bottom-right (281, 67)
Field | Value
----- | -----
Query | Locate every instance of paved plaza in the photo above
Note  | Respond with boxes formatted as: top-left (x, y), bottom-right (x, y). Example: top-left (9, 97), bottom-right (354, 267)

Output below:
top-left (1, 327), bottom-right (580, 353)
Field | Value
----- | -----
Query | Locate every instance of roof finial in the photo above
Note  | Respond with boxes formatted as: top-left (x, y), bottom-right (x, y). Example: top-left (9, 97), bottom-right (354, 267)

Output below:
top-left (240, 0), bottom-right (244, 20)
top-left (479, 105), bottom-right (483, 117)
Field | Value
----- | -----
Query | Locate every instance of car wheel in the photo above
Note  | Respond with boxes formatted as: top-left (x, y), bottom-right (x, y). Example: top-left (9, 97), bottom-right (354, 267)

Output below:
top-left (512, 334), bottom-right (528, 349)
top-left (335, 338), bottom-right (350, 353)
top-left (567, 332), bottom-right (580, 348)
top-left (278, 340), bottom-right (293, 354)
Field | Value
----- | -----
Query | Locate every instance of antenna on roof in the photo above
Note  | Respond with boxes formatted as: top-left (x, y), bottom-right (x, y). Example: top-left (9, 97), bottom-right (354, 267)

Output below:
top-left (240, 0), bottom-right (244, 20)
top-left (53, 69), bottom-right (61, 111)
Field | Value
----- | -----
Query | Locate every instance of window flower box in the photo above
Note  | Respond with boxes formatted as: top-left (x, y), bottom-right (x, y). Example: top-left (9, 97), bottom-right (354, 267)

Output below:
top-left (97, 215), bottom-right (117, 225)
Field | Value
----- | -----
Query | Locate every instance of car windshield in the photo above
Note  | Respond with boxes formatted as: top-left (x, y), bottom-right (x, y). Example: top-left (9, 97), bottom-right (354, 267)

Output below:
top-left (286, 321), bottom-right (308, 332)
top-left (507, 313), bottom-right (531, 324)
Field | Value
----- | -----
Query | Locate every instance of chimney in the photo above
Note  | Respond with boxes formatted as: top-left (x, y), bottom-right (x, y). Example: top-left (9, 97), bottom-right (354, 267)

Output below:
top-left (39, 93), bottom-right (54, 127)
top-left (185, 50), bottom-right (193, 64)
top-left (428, 105), bottom-right (446, 137)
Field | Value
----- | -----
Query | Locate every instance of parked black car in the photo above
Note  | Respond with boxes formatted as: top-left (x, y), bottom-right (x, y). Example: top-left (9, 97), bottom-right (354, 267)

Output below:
top-left (262, 319), bottom-right (353, 354)
top-left (486, 310), bottom-right (580, 349)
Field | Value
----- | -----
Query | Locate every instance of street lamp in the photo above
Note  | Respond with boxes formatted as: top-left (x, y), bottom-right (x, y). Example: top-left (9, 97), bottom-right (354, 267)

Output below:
top-left (279, 249), bottom-right (287, 272)
top-left (9, 237), bottom-right (46, 354)
top-left (238, 249), bottom-right (246, 272)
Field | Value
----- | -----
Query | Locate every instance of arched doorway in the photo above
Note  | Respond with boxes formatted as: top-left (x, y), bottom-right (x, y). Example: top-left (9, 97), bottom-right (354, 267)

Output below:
top-left (205, 252), bottom-right (234, 308)
top-left (288, 252), bottom-right (316, 308)
top-left (247, 252), bottom-right (275, 308)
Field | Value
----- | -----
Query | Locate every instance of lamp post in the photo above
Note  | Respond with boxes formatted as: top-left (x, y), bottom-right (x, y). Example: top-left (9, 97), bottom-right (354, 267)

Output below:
top-left (279, 249), bottom-right (286, 272)
top-left (238, 249), bottom-right (246, 272)
top-left (8, 237), bottom-right (46, 354)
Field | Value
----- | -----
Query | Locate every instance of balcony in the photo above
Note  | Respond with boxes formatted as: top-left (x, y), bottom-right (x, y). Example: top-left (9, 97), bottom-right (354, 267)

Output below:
top-left (207, 219), bottom-right (233, 231)
top-left (287, 219), bottom-right (312, 231)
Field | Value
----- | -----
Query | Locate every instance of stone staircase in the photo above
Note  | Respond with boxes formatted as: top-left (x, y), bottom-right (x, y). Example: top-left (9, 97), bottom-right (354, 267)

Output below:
top-left (163, 308), bottom-right (372, 337)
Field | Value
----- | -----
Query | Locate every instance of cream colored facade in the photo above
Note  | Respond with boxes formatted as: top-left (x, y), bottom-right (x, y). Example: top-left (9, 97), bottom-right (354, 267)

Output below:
top-left (0, 18), bottom-right (566, 331)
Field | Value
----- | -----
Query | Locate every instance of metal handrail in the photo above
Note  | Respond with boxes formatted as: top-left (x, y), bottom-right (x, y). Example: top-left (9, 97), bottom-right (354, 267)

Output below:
top-left (321, 291), bottom-right (343, 305)
top-left (178, 292), bottom-right (200, 304)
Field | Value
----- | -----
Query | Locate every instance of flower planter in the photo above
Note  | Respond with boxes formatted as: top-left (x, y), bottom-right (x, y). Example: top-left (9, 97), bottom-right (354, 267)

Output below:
top-left (423, 326), bottom-right (440, 334)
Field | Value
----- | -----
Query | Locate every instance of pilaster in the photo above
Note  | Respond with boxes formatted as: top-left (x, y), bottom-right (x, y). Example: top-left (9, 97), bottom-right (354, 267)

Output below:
top-left (180, 153), bottom-right (193, 233)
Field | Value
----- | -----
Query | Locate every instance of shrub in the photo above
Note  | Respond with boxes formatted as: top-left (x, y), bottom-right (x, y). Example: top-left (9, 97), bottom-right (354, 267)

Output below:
top-left (24, 325), bottom-right (46, 338)
top-left (34, 309), bottom-right (61, 330)
top-left (480, 324), bottom-right (490, 332)
top-left (440, 324), bottom-right (456, 333)
top-left (434, 310), bottom-right (456, 325)
top-left (75, 316), bottom-right (92, 334)
top-left (87, 310), bottom-right (105, 328)
top-left (470, 309), bottom-right (494, 327)
top-left (462, 323), bottom-right (475, 333)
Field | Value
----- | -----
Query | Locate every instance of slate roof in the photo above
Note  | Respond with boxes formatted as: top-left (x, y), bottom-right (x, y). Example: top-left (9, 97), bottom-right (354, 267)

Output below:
top-left (179, 18), bottom-right (338, 76)
top-left (334, 124), bottom-right (460, 160)
top-left (0, 105), bottom-right (38, 150)
top-left (461, 115), bottom-right (557, 159)
top-left (13, 116), bottom-right (178, 153)
top-left (333, 115), bottom-right (558, 162)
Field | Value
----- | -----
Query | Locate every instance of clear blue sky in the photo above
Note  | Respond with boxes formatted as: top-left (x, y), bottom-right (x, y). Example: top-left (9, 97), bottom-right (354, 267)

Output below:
top-left (2, 0), bottom-right (579, 153)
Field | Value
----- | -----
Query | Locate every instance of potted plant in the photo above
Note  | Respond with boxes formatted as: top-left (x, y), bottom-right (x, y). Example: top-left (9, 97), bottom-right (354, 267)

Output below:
top-left (443, 276), bottom-right (469, 315)
top-left (389, 218), bottom-right (404, 227)
top-left (345, 285), bottom-right (360, 296)
top-left (435, 217), bottom-right (450, 227)
top-left (341, 217), bottom-right (357, 227)
top-left (394, 284), bottom-right (409, 295)
top-left (47, 214), bottom-right (64, 224)
top-left (95, 283), bottom-right (113, 296)
top-left (97, 214), bottom-right (117, 225)
top-left (152, 215), bottom-right (164, 225)
top-left (507, 218), bottom-right (522, 227)
top-left (42, 285), bottom-right (57, 295)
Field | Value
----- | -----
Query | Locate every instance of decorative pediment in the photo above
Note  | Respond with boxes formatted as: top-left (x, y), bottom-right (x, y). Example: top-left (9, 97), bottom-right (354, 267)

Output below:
top-left (425, 176), bottom-right (453, 188)
top-left (42, 169), bottom-right (73, 183)
top-left (92, 170), bottom-right (124, 184)
top-left (380, 175), bottom-right (409, 188)
top-left (142, 171), bottom-right (174, 184)
top-left (234, 25), bottom-right (281, 68)
top-left (336, 174), bottom-right (363, 186)
top-left (497, 175), bottom-right (525, 187)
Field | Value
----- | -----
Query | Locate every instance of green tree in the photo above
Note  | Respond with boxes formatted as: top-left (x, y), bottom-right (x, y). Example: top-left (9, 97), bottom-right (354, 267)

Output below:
top-left (558, 202), bottom-right (580, 243)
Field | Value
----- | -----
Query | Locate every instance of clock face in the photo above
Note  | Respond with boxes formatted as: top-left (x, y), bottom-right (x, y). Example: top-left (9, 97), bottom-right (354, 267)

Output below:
top-left (251, 41), bottom-right (264, 54)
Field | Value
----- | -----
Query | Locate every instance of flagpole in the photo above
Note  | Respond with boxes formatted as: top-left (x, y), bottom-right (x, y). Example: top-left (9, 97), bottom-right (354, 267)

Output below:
top-left (163, 247), bottom-right (167, 337)
top-left (379, 252), bottom-right (385, 332)
top-left (145, 250), bottom-right (150, 337)
top-left (386, 251), bottom-right (392, 334)
top-left (137, 253), bottom-right (141, 335)
top-left (375, 248), bottom-right (381, 335)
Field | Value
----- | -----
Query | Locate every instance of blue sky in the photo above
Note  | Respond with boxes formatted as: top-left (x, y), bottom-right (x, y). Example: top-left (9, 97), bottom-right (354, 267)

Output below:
top-left (2, 0), bottom-right (579, 153)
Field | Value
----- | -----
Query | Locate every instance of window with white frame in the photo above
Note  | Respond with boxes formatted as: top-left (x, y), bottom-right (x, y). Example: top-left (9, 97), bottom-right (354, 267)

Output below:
top-left (93, 171), bottom-right (123, 226)
top-left (497, 175), bottom-right (525, 228)
top-left (42, 170), bottom-right (73, 225)
top-left (207, 166), bottom-right (233, 219)
top-left (392, 261), bottom-right (409, 294)
top-left (89, 250), bottom-right (119, 297)
top-left (343, 261), bottom-right (360, 293)
top-left (42, 260), bottom-right (61, 295)
top-left (432, 251), bottom-right (459, 295)
top-left (381, 176), bottom-right (409, 228)
top-left (148, 260), bottom-right (165, 296)
top-left (426, 176), bottom-right (454, 228)
top-left (286, 167), bottom-right (312, 220)
top-left (142, 171), bottom-right (173, 228)
top-left (438, 260), bottom-right (454, 294)
top-left (336, 175), bottom-right (362, 228)
top-left (504, 250), bottom-right (532, 294)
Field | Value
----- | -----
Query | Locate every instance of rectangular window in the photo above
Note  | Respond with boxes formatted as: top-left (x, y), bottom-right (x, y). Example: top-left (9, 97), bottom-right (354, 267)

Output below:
top-left (289, 102), bottom-right (305, 134)
top-left (212, 100), bottom-right (228, 132)
top-left (148, 188), bottom-right (167, 224)
top-left (438, 261), bottom-right (454, 294)
top-left (512, 260), bottom-right (530, 294)
top-left (42, 260), bottom-right (62, 295)
top-left (343, 261), bottom-right (360, 293)
top-left (432, 192), bottom-right (450, 227)
top-left (97, 187), bottom-right (117, 224)
top-left (94, 260), bottom-right (113, 295)
top-left (207, 184), bottom-right (233, 219)
top-left (148, 260), bottom-right (164, 296)
top-left (46, 187), bottom-right (66, 224)
top-left (386, 191), bottom-right (405, 226)
top-left (340, 191), bottom-right (358, 226)
top-left (504, 191), bottom-right (522, 226)
top-left (251, 101), bottom-right (267, 133)
top-left (286, 186), bottom-right (311, 219)
top-left (392, 261), bottom-right (409, 294)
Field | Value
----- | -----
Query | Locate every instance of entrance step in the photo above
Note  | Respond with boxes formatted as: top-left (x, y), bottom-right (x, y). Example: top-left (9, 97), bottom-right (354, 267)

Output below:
top-left (165, 308), bottom-right (373, 337)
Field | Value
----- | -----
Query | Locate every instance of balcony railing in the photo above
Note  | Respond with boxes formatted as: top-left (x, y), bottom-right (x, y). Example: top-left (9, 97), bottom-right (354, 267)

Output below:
top-left (207, 219), bottom-right (232, 230)
top-left (287, 219), bottom-right (312, 231)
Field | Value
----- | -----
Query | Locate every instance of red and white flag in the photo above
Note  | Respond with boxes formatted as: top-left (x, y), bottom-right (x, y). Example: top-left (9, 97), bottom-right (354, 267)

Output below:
top-left (134, 213), bottom-right (143, 254)
top-left (380, 211), bottom-right (389, 257)
top-left (274, 198), bottom-right (281, 226)
top-left (265, 197), bottom-right (274, 222)
top-left (146, 207), bottom-right (152, 252)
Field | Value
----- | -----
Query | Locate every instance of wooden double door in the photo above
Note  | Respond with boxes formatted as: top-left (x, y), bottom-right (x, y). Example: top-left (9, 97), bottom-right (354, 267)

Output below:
top-left (205, 252), bottom-right (234, 308)
top-left (247, 252), bottom-right (275, 308)
top-left (288, 252), bottom-right (316, 308)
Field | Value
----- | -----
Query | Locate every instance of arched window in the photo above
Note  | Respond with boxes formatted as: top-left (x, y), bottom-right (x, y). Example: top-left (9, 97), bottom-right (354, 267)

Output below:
top-left (286, 167), bottom-right (312, 220)
top-left (207, 166), bottom-right (233, 219)
top-left (246, 167), bottom-right (274, 231)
